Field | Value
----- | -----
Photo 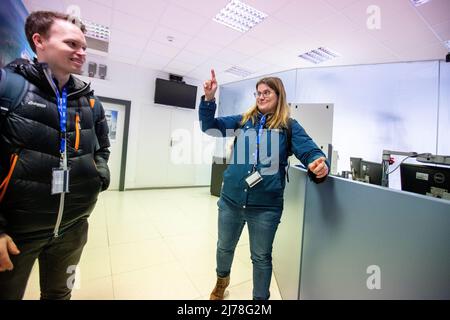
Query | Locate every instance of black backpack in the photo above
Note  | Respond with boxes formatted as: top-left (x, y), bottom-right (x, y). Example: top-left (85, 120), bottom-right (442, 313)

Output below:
top-left (0, 68), bottom-right (101, 125)
top-left (0, 69), bottom-right (29, 119)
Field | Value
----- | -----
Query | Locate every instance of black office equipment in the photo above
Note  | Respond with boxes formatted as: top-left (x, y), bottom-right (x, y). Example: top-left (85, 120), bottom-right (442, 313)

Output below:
top-left (360, 160), bottom-right (382, 185)
top-left (400, 163), bottom-right (450, 198)
top-left (154, 78), bottom-right (197, 109)
top-left (350, 157), bottom-right (362, 179)
top-left (350, 157), bottom-right (382, 185)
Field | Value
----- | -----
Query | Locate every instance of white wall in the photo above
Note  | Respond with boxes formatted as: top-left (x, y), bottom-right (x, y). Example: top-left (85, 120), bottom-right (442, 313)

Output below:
top-left (78, 56), bottom-right (212, 189)
top-left (219, 60), bottom-right (450, 190)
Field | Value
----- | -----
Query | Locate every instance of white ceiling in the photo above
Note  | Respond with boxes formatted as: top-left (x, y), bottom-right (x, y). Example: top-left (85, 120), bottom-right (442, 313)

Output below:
top-left (23, 0), bottom-right (450, 83)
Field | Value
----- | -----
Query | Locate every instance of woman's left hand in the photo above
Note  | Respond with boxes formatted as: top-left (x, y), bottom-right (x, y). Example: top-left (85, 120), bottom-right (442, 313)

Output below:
top-left (308, 157), bottom-right (329, 179)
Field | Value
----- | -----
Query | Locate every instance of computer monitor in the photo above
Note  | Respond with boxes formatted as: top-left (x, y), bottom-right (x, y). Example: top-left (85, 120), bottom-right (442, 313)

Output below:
top-left (400, 163), bottom-right (450, 199)
top-left (360, 160), bottom-right (382, 186)
top-left (350, 157), bottom-right (362, 179)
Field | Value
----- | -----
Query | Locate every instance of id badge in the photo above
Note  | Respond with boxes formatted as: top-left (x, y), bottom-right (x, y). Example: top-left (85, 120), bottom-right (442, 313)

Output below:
top-left (245, 171), bottom-right (263, 188)
top-left (51, 168), bottom-right (70, 194)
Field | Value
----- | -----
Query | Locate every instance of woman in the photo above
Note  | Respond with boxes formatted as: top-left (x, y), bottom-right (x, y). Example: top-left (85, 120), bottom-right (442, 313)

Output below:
top-left (199, 69), bottom-right (329, 300)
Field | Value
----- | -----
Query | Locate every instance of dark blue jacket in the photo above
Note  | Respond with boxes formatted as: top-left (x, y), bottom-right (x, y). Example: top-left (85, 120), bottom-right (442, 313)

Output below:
top-left (199, 97), bottom-right (328, 209)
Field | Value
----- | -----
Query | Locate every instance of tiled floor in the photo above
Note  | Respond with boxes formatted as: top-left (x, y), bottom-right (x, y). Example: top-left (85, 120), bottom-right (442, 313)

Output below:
top-left (23, 188), bottom-right (282, 300)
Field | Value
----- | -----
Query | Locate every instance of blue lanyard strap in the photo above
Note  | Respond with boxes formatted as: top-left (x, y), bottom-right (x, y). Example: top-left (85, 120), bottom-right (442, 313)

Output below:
top-left (56, 87), bottom-right (67, 155)
top-left (254, 115), bottom-right (266, 168)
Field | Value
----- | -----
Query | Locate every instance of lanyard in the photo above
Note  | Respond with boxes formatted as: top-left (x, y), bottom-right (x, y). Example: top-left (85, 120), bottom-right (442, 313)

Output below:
top-left (55, 86), bottom-right (68, 155)
top-left (253, 115), bottom-right (266, 169)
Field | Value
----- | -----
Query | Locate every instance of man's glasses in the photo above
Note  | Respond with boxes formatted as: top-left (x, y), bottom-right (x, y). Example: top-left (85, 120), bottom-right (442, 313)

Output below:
top-left (253, 90), bottom-right (274, 98)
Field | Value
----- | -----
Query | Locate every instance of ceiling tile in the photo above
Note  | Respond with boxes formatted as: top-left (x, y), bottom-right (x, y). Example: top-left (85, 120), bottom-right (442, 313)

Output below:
top-left (108, 41), bottom-right (143, 59)
top-left (394, 41), bottom-right (447, 61)
top-left (416, 0), bottom-right (450, 27)
top-left (195, 21), bottom-right (243, 46)
top-left (237, 57), bottom-right (275, 73)
top-left (273, 0), bottom-right (337, 29)
top-left (322, 0), bottom-right (362, 11)
top-left (164, 60), bottom-right (197, 74)
top-left (246, 17), bottom-right (298, 46)
top-left (109, 28), bottom-right (147, 51)
top-left (183, 37), bottom-right (224, 56)
top-left (169, 0), bottom-right (229, 19)
top-left (173, 50), bottom-right (209, 65)
top-left (342, 0), bottom-right (439, 49)
top-left (144, 41), bottom-right (182, 59)
top-left (229, 34), bottom-right (271, 56)
top-left (113, 0), bottom-right (167, 21)
top-left (138, 52), bottom-right (172, 69)
top-left (327, 29), bottom-right (397, 62)
top-left (151, 26), bottom-right (193, 49)
top-left (111, 11), bottom-right (158, 38)
top-left (89, 0), bottom-right (113, 8)
top-left (214, 48), bottom-right (250, 65)
top-left (431, 21), bottom-right (450, 41)
top-left (159, 3), bottom-right (210, 36)
top-left (304, 13), bottom-right (360, 45)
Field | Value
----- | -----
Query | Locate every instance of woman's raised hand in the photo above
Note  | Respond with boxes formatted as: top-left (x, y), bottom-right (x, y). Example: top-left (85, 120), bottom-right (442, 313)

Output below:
top-left (203, 69), bottom-right (218, 101)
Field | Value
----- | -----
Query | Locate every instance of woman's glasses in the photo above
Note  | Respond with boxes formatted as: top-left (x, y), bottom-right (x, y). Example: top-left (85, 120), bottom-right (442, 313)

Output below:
top-left (253, 90), bottom-right (274, 98)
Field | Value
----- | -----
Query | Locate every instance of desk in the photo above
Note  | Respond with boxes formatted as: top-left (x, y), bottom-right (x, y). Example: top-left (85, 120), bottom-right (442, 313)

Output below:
top-left (273, 167), bottom-right (450, 299)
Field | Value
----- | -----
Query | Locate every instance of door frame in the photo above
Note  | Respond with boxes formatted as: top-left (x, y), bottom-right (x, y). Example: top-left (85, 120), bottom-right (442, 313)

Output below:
top-left (98, 96), bottom-right (131, 191)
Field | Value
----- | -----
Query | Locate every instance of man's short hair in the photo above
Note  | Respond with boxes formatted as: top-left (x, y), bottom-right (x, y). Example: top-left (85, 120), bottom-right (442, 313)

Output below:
top-left (25, 11), bottom-right (86, 53)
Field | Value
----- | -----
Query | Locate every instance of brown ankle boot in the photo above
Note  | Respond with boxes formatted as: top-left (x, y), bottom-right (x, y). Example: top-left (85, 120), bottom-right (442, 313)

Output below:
top-left (210, 276), bottom-right (230, 300)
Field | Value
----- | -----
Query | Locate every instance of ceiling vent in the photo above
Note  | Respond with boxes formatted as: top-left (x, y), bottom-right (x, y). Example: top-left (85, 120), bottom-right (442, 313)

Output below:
top-left (224, 66), bottom-right (253, 77)
top-left (298, 47), bottom-right (340, 64)
top-left (213, 0), bottom-right (268, 33)
top-left (410, 0), bottom-right (432, 7)
top-left (82, 19), bottom-right (110, 55)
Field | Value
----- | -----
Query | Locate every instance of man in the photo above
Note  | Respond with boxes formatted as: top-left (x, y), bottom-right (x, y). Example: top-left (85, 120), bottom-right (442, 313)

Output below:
top-left (0, 11), bottom-right (110, 299)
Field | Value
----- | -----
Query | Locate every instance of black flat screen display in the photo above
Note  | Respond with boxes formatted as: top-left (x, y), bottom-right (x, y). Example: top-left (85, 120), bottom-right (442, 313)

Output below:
top-left (154, 78), bottom-right (197, 109)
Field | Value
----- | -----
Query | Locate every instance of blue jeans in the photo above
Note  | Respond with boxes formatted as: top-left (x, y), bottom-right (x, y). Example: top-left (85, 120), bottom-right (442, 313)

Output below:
top-left (216, 197), bottom-right (282, 300)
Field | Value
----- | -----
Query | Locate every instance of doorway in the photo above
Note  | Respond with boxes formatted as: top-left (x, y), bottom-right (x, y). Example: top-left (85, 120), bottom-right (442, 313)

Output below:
top-left (98, 96), bottom-right (131, 191)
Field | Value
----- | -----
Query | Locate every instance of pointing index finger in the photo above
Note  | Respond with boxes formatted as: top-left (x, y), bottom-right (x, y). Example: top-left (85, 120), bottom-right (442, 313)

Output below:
top-left (211, 69), bottom-right (216, 81)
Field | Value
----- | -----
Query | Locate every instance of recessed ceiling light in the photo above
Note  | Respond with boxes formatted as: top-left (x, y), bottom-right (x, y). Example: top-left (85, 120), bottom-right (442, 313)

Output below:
top-left (298, 47), bottom-right (340, 64)
top-left (225, 66), bottom-right (253, 77)
top-left (82, 19), bottom-right (110, 42)
top-left (213, 0), bottom-right (268, 33)
top-left (410, 0), bottom-right (432, 7)
top-left (82, 19), bottom-right (110, 54)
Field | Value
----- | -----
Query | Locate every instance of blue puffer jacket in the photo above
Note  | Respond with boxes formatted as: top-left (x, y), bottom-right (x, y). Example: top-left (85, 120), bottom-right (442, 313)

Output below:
top-left (199, 96), bottom-right (328, 209)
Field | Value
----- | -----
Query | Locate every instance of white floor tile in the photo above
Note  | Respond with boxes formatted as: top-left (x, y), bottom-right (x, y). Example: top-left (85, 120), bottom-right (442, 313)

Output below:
top-left (78, 246), bottom-right (112, 280)
top-left (71, 276), bottom-right (114, 300)
top-left (109, 238), bottom-right (177, 274)
top-left (107, 219), bottom-right (161, 245)
top-left (112, 262), bottom-right (200, 300)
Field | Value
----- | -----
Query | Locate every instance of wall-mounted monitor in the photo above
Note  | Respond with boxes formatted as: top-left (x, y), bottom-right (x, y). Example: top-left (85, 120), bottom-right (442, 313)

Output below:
top-left (400, 163), bottom-right (450, 199)
top-left (154, 78), bottom-right (197, 110)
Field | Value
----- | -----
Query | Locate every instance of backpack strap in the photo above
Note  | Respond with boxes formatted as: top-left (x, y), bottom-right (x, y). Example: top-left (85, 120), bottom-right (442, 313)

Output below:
top-left (0, 69), bottom-right (29, 117)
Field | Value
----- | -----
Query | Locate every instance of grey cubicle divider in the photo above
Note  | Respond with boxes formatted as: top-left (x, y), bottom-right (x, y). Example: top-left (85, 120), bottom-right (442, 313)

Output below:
top-left (273, 167), bottom-right (450, 299)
